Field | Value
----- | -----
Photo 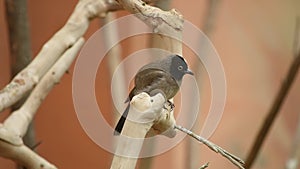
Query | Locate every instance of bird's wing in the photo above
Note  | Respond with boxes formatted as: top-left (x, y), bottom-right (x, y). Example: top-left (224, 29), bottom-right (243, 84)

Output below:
top-left (134, 69), bottom-right (167, 88)
top-left (130, 68), bottom-right (179, 99)
top-left (127, 69), bottom-right (165, 100)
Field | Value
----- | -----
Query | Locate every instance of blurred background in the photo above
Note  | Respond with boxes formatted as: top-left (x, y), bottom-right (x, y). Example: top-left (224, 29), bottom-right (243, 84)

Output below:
top-left (1, 0), bottom-right (300, 169)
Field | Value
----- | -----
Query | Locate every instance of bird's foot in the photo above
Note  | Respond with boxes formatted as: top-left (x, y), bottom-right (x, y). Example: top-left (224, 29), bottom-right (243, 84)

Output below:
top-left (163, 100), bottom-right (175, 111)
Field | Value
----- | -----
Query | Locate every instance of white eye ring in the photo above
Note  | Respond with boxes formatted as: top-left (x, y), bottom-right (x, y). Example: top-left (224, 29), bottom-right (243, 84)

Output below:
top-left (178, 66), bottom-right (183, 70)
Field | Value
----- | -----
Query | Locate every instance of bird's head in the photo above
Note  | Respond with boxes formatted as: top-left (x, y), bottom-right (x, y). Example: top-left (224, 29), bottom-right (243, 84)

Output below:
top-left (169, 54), bottom-right (194, 81)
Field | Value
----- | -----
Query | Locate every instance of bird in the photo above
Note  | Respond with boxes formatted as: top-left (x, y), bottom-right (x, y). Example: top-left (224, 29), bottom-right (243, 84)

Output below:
top-left (114, 54), bottom-right (193, 135)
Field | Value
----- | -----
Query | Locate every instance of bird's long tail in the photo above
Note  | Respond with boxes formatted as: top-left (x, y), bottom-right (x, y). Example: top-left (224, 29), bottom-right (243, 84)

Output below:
top-left (114, 104), bottom-right (130, 135)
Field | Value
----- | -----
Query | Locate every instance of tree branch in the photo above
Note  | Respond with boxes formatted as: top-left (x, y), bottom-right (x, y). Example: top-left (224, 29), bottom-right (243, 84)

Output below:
top-left (5, 0), bottom-right (32, 77)
top-left (117, 0), bottom-right (183, 54)
top-left (0, 0), bottom-right (119, 113)
top-left (5, 2), bottom-right (37, 167)
top-left (138, 1), bottom-right (172, 169)
top-left (0, 38), bottom-right (84, 168)
top-left (245, 19), bottom-right (300, 168)
top-left (110, 92), bottom-right (168, 169)
top-left (175, 125), bottom-right (245, 169)
top-left (4, 38), bottom-right (84, 138)
top-left (110, 0), bottom-right (183, 168)
top-left (199, 162), bottom-right (209, 169)
top-left (0, 0), bottom-right (163, 167)
top-left (0, 141), bottom-right (57, 169)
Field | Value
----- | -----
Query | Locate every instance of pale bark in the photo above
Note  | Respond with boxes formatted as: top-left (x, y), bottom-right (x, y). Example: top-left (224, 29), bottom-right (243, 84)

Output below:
top-left (110, 0), bottom-right (183, 169)
top-left (0, 0), bottom-right (119, 112)
top-left (0, 38), bottom-right (84, 169)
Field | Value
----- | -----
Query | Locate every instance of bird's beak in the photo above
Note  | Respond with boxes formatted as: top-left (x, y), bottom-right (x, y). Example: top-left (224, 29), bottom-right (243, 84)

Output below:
top-left (185, 69), bottom-right (194, 75)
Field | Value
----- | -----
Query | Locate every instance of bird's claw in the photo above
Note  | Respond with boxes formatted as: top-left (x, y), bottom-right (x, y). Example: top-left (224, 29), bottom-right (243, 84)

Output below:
top-left (163, 100), bottom-right (175, 111)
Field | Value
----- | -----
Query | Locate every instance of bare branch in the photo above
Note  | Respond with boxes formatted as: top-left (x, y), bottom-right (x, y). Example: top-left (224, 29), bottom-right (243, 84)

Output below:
top-left (0, 0), bottom-right (118, 113)
top-left (0, 38), bottom-right (84, 168)
top-left (0, 141), bottom-right (57, 169)
top-left (110, 92), bottom-right (167, 169)
top-left (117, 0), bottom-right (184, 54)
top-left (174, 125), bottom-right (245, 169)
top-left (138, 1), bottom-right (173, 168)
top-left (5, 2), bottom-right (37, 165)
top-left (245, 19), bottom-right (300, 168)
top-left (199, 162), bottom-right (209, 169)
top-left (5, 0), bottom-right (32, 77)
top-left (0, 0), bottom-right (162, 167)
top-left (110, 1), bottom-right (184, 169)
top-left (3, 38), bottom-right (84, 138)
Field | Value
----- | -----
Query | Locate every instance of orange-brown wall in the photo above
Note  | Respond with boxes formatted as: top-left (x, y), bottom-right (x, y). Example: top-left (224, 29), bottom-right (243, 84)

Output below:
top-left (1, 1), bottom-right (300, 169)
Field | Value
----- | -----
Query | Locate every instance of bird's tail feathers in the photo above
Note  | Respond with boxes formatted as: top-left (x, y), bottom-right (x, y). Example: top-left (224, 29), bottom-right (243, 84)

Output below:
top-left (114, 104), bottom-right (130, 135)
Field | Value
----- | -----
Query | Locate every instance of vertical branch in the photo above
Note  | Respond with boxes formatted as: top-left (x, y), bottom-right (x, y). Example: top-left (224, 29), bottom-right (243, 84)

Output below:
top-left (5, 0), bottom-right (32, 77)
top-left (110, 93), bottom-right (167, 169)
top-left (201, 0), bottom-right (220, 36)
top-left (110, 1), bottom-right (183, 169)
top-left (140, 1), bottom-right (172, 169)
top-left (245, 20), bottom-right (300, 167)
top-left (5, 1), bottom-right (36, 168)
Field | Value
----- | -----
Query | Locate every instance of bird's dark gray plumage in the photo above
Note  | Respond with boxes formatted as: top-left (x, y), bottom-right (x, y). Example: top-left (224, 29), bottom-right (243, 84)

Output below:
top-left (114, 54), bottom-right (193, 135)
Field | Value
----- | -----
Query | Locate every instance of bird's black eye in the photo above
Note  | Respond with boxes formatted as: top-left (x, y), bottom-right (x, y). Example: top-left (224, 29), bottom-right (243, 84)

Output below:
top-left (178, 66), bottom-right (183, 70)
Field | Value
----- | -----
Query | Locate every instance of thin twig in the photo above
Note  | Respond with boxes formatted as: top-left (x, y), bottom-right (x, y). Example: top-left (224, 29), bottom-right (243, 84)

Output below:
top-left (199, 162), bottom-right (209, 169)
top-left (175, 125), bottom-right (245, 169)
top-left (245, 19), bottom-right (300, 168)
